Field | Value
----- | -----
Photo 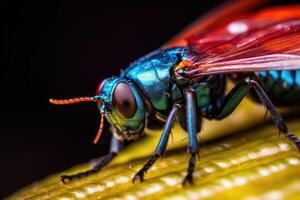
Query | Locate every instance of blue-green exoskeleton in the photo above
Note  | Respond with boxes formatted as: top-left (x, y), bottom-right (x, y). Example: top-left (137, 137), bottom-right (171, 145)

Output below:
top-left (50, 46), bottom-right (300, 185)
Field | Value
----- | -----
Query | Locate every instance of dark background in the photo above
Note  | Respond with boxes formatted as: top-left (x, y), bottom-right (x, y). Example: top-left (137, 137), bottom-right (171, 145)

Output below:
top-left (2, 0), bottom-right (298, 198)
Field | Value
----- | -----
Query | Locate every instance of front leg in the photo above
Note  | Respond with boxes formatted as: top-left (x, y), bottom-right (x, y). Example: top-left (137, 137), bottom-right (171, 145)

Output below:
top-left (61, 135), bottom-right (123, 183)
top-left (183, 88), bottom-right (200, 186)
top-left (214, 76), bottom-right (300, 151)
top-left (132, 104), bottom-right (182, 183)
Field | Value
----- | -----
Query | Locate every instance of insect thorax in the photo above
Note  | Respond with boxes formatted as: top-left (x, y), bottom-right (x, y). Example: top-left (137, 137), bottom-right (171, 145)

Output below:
top-left (122, 47), bottom-right (226, 120)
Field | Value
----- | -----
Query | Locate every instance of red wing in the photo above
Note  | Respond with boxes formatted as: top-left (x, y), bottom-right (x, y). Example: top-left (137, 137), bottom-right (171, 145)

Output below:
top-left (182, 19), bottom-right (300, 77)
top-left (186, 5), bottom-right (300, 53)
top-left (164, 1), bottom-right (300, 77)
top-left (165, 2), bottom-right (300, 49)
top-left (163, 0), bottom-right (270, 48)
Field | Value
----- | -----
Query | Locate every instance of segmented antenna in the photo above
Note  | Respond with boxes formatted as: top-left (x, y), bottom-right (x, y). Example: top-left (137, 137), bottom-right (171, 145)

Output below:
top-left (50, 96), bottom-right (106, 144)
top-left (93, 112), bottom-right (105, 144)
top-left (49, 97), bottom-right (96, 105)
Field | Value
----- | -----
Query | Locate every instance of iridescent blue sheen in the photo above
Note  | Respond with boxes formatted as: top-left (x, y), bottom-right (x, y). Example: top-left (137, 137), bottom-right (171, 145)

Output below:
top-left (296, 71), bottom-right (300, 87)
top-left (281, 71), bottom-right (293, 85)
top-left (98, 47), bottom-right (223, 137)
top-left (257, 69), bottom-right (300, 105)
top-left (122, 47), bottom-right (219, 118)
top-left (122, 47), bottom-right (188, 113)
top-left (269, 70), bottom-right (280, 80)
top-left (99, 48), bottom-right (189, 136)
top-left (258, 70), bottom-right (297, 85)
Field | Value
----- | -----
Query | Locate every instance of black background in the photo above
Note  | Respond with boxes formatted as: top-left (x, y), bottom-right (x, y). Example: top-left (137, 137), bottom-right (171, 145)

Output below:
top-left (2, 0), bottom-right (298, 198)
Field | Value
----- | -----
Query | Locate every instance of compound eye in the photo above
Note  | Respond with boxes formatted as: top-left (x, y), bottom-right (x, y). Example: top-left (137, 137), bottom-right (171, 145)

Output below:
top-left (113, 82), bottom-right (136, 118)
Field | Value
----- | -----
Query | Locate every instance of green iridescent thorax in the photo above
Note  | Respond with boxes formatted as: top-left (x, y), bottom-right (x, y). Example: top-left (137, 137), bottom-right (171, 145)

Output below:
top-left (122, 48), bottom-right (188, 116)
top-left (98, 47), bottom-right (225, 140)
top-left (122, 47), bottom-right (223, 119)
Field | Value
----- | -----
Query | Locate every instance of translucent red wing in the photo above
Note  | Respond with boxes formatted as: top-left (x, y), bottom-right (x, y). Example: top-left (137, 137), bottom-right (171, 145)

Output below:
top-left (170, 5), bottom-right (300, 77)
top-left (185, 19), bottom-right (300, 77)
top-left (164, 0), bottom-right (270, 48)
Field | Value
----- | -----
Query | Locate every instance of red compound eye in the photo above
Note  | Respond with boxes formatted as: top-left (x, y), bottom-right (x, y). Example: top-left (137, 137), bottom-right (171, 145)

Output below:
top-left (113, 82), bottom-right (136, 119)
top-left (96, 80), bottom-right (106, 95)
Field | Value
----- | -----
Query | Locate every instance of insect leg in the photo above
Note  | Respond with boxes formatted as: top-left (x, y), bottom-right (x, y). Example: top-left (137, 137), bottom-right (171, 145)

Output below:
top-left (214, 78), bottom-right (251, 119)
top-left (132, 104), bottom-right (182, 183)
top-left (183, 88), bottom-right (200, 186)
top-left (60, 135), bottom-right (123, 184)
top-left (214, 77), bottom-right (300, 151)
top-left (247, 78), bottom-right (300, 151)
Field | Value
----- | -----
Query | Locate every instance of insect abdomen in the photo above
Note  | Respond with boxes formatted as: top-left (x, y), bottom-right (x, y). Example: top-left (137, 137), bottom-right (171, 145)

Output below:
top-left (256, 70), bottom-right (300, 105)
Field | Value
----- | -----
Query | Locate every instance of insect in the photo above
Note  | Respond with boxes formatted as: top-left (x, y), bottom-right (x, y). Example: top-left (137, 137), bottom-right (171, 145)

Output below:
top-left (50, 0), bottom-right (300, 186)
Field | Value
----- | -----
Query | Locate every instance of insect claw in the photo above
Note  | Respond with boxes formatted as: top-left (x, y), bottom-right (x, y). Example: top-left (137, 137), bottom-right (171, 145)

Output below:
top-left (60, 175), bottom-right (71, 184)
top-left (132, 171), bottom-right (144, 183)
top-left (182, 174), bottom-right (193, 186)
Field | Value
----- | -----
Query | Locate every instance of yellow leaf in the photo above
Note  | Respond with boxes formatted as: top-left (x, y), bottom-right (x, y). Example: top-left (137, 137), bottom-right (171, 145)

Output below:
top-left (7, 99), bottom-right (300, 200)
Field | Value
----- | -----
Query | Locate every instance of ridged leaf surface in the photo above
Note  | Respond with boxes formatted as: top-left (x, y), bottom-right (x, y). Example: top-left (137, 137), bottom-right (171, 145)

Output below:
top-left (7, 101), bottom-right (300, 200)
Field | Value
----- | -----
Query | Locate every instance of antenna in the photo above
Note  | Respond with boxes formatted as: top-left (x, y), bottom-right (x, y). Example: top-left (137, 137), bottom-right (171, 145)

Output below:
top-left (93, 112), bottom-right (105, 144)
top-left (49, 97), bottom-right (96, 105)
top-left (50, 96), bottom-right (106, 144)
